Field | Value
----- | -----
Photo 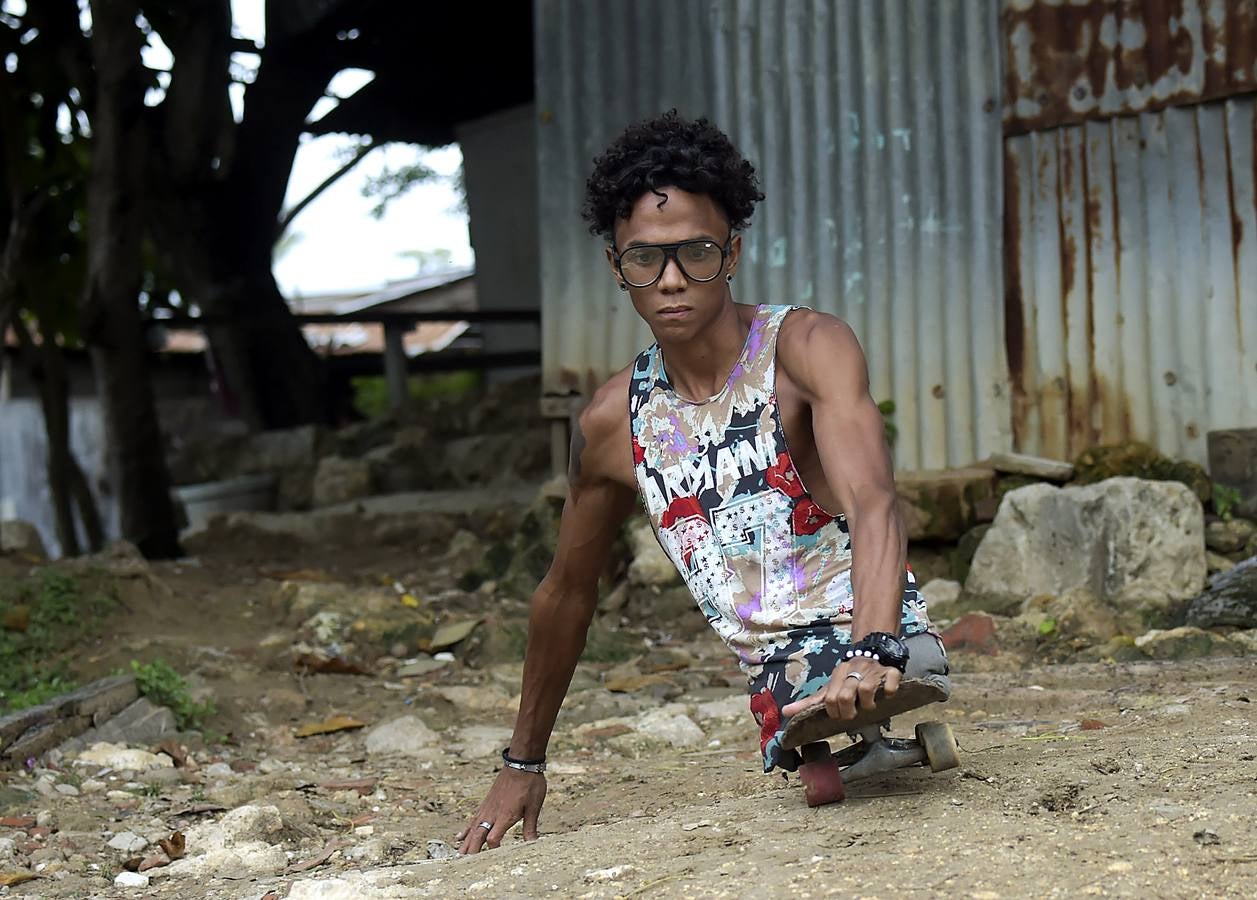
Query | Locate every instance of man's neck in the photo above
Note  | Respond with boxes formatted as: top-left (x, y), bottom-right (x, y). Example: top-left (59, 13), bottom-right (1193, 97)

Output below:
top-left (655, 300), bottom-right (752, 401)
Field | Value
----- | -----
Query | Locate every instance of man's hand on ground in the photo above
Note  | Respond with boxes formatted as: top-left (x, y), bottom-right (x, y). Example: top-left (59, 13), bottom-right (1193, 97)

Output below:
top-left (456, 768), bottom-right (547, 854)
top-left (781, 657), bottom-right (901, 722)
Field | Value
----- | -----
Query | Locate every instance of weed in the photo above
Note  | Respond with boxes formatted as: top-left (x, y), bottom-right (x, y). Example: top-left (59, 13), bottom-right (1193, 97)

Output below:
top-left (1213, 483), bottom-right (1242, 520)
top-left (877, 398), bottom-right (898, 446)
top-left (130, 659), bottom-right (215, 731)
top-left (0, 569), bottom-right (115, 713)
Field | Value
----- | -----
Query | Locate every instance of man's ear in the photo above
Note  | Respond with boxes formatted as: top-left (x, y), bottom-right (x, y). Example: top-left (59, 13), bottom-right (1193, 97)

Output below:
top-left (727, 233), bottom-right (742, 277)
top-left (604, 244), bottom-right (622, 287)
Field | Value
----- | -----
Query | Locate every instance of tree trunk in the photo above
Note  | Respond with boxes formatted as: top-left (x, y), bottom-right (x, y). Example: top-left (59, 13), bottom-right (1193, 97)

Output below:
top-left (81, 0), bottom-right (181, 559)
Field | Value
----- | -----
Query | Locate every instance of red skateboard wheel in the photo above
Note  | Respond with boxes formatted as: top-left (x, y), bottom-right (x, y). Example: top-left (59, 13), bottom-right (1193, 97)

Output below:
top-left (799, 756), bottom-right (845, 806)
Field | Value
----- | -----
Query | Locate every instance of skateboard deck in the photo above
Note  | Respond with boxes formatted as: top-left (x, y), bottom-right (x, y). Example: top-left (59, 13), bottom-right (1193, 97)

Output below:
top-left (780, 675), bottom-right (950, 750)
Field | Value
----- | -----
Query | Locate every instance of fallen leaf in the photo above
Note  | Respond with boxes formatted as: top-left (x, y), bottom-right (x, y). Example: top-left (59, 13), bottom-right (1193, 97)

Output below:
top-left (1080, 719), bottom-right (1107, 730)
top-left (138, 855), bottom-right (171, 872)
top-left (122, 857), bottom-right (144, 872)
top-left (0, 871), bottom-right (37, 887)
top-left (3, 605), bottom-right (29, 632)
top-left (318, 777), bottom-right (377, 796)
top-left (400, 593), bottom-right (420, 608)
top-left (158, 831), bottom-right (186, 860)
top-left (156, 739), bottom-right (187, 767)
top-left (349, 812), bottom-right (376, 827)
top-left (294, 653), bottom-right (370, 676)
top-left (425, 618), bottom-right (482, 651)
top-left (294, 715), bottom-right (367, 738)
top-left (287, 838), bottom-right (350, 873)
top-left (605, 674), bottom-right (674, 693)
top-left (0, 817), bottom-right (36, 829)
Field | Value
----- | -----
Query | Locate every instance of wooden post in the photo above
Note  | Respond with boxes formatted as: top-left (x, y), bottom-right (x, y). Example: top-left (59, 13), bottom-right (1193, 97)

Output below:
top-left (383, 323), bottom-right (408, 410)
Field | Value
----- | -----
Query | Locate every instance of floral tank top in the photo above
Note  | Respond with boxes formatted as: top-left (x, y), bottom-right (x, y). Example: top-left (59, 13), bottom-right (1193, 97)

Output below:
top-left (627, 304), bottom-right (930, 674)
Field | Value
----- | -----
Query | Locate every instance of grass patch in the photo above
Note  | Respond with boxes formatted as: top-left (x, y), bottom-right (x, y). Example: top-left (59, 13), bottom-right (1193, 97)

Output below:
top-left (0, 569), bottom-right (115, 714)
top-left (130, 659), bottom-right (215, 731)
top-left (351, 371), bottom-right (481, 419)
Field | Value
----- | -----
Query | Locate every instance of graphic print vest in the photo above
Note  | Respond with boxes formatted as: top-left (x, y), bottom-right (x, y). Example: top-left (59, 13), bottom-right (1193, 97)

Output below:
top-left (628, 304), bottom-right (929, 670)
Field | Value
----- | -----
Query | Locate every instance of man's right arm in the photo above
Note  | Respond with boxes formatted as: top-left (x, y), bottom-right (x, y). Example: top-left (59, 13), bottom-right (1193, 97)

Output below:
top-left (458, 378), bottom-right (637, 853)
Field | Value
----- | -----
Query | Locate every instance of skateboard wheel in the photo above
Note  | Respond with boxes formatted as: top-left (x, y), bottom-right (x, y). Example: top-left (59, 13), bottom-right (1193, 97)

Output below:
top-left (798, 742), bottom-right (845, 806)
top-left (915, 721), bottom-right (959, 772)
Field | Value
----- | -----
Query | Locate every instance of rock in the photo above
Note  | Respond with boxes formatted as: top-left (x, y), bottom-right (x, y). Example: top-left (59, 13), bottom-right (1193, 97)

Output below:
top-left (204, 761), bottom-right (235, 779)
top-left (627, 520), bottom-right (680, 587)
top-left (695, 695), bottom-right (747, 721)
top-left (167, 804), bottom-right (287, 879)
top-left (1185, 556), bottom-right (1257, 628)
top-left (363, 716), bottom-right (441, 758)
top-left (107, 832), bottom-right (149, 853)
top-left (1205, 518), bottom-right (1256, 554)
top-left (1134, 626), bottom-right (1245, 660)
top-left (452, 725), bottom-right (513, 759)
top-left (1074, 442), bottom-right (1212, 503)
top-left (986, 451), bottom-right (1074, 482)
top-left (433, 685), bottom-right (509, 712)
top-left (313, 456), bottom-right (373, 508)
top-left (61, 698), bottom-right (177, 754)
top-left (919, 579), bottom-right (962, 615)
top-left (895, 468), bottom-right (998, 541)
top-left (114, 871), bottom-right (150, 888)
top-left (444, 429), bottom-right (550, 488)
top-left (0, 520), bottom-right (45, 557)
top-left (632, 708), bottom-right (704, 747)
top-left (1207, 552), bottom-right (1237, 575)
top-left (963, 478), bottom-right (1205, 622)
top-left (949, 524), bottom-right (991, 584)
top-left (365, 427), bottom-right (437, 493)
top-left (1071, 635), bottom-right (1148, 663)
top-left (286, 876), bottom-right (391, 900)
top-left (1230, 629), bottom-right (1257, 654)
top-left (1208, 428), bottom-right (1257, 518)
top-left (1021, 587), bottom-right (1131, 645)
top-left (939, 612), bottom-right (999, 655)
top-left (74, 742), bottom-right (174, 772)
top-left (585, 864), bottom-right (638, 882)
top-left (0, 836), bottom-right (16, 861)
top-left (939, 612), bottom-right (1037, 666)
top-left (427, 839), bottom-right (455, 860)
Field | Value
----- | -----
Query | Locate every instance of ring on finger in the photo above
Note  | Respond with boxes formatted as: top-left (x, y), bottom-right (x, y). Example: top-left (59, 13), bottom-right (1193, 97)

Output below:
top-left (478, 821), bottom-right (492, 830)
top-left (844, 672), bottom-right (863, 682)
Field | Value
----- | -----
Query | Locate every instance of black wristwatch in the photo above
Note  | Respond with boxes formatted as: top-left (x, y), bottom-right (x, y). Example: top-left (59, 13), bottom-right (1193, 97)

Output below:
top-left (844, 632), bottom-right (910, 672)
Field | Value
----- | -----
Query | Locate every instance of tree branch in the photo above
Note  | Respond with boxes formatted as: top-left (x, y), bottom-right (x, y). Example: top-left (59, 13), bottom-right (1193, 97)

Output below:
top-left (276, 137), bottom-right (380, 237)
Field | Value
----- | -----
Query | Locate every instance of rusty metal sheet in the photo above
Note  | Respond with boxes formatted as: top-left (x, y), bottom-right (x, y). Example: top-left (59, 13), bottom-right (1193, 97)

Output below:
top-left (1004, 95), bottom-right (1257, 464)
top-left (1003, 0), bottom-right (1257, 133)
top-left (534, 0), bottom-right (1010, 470)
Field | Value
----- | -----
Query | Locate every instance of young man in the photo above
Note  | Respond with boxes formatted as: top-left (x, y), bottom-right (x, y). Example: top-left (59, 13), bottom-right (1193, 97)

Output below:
top-left (457, 112), bottom-right (945, 854)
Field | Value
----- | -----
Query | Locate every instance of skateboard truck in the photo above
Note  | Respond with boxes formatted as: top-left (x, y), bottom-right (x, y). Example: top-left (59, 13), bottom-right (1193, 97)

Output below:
top-left (780, 674), bottom-right (960, 807)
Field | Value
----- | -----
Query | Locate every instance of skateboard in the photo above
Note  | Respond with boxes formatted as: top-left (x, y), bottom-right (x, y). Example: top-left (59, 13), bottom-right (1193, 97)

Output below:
top-left (778, 674), bottom-right (959, 807)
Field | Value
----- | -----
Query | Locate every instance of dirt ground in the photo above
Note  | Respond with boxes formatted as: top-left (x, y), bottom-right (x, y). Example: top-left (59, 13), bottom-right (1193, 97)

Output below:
top-left (2, 535), bottom-right (1256, 900)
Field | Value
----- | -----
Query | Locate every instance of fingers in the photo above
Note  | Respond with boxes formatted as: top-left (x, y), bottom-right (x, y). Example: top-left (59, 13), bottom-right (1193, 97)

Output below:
top-left (781, 692), bottom-right (824, 718)
top-left (522, 802), bottom-right (541, 842)
top-left (882, 668), bottom-right (901, 697)
top-left (484, 818), bottom-right (511, 850)
top-left (458, 815), bottom-right (490, 855)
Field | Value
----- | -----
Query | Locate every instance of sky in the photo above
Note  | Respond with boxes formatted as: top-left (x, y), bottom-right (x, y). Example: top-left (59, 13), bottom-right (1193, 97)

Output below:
top-left (230, 0), bottom-right (473, 298)
top-left (4, 0), bottom-right (474, 299)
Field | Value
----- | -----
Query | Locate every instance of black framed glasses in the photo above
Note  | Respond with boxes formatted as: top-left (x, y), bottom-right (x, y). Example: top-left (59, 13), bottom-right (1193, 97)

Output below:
top-left (613, 237), bottom-right (732, 288)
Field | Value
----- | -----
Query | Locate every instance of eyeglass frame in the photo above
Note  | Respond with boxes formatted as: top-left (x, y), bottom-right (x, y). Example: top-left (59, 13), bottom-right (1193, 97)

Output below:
top-left (611, 234), bottom-right (735, 288)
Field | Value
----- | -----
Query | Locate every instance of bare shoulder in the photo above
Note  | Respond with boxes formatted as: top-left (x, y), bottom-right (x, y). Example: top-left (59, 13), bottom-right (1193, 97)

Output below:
top-left (570, 365), bottom-right (635, 489)
top-left (777, 309), bottom-right (867, 397)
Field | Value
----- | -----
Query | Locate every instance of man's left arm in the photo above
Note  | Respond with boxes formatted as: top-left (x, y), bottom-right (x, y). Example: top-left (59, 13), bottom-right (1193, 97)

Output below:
top-left (777, 310), bottom-right (907, 721)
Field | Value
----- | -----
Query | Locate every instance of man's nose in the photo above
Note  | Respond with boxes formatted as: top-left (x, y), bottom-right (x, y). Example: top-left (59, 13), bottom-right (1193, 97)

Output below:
top-left (657, 254), bottom-right (687, 292)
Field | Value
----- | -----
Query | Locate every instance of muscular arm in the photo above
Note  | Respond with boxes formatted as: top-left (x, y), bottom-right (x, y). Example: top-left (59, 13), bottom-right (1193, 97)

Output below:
top-left (778, 311), bottom-right (905, 640)
top-left (460, 377), bottom-right (636, 853)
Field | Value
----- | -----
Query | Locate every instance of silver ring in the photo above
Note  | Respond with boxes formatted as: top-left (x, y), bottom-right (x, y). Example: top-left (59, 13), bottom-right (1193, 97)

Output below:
top-left (844, 672), bottom-right (864, 682)
top-left (478, 821), bottom-right (492, 830)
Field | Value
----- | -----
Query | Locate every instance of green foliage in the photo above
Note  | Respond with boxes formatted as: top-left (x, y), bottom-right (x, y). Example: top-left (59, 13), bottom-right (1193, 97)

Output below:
top-left (1073, 443), bottom-right (1212, 504)
top-left (877, 399), bottom-right (898, 446)
top-left (362, 158), bottom-right (439, 220)
top-left (130, 659), bottom-right (215, 731)
top-left (1212, 483), bottom-right (1242, 520)
top-left (350, 371), bottom-right (481, 419)
top-left (1038, 617), bottom-right (1058, 637)
top-left (0, 570), bottom-right (115, 713)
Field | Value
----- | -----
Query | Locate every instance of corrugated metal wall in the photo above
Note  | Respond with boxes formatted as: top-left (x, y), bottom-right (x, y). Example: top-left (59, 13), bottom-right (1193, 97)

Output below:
top-left (1003, 0), bottom-right (1257, 464)
top-left (534, 0), bottom-right (1009, 471)
top-left (1005, 97), bottom-right (1257, 463)
top-left (1003, 0), bottom-right (1257, 134)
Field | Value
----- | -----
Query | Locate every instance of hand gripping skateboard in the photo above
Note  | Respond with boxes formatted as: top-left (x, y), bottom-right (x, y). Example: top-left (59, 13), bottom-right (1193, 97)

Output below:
top-left (778, 674), bottom-right (959, 807)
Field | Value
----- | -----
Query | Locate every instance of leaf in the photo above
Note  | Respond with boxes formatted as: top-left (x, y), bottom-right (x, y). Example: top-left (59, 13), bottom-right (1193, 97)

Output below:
top-left (0, 817), bottom-right (36, 829)
top-left (294, 715), bottom-right (367, 738)
top-left (156, 738), bottom-right (187, 767)
top-left (1038, 617), bottom-right (1057, 637)
top-left (400, 593), bottom-right (420, 608)
top-left (427, 618), bottom-right (482, 651)
top-left (158, 831), bottom-right (186, 860)
top-left (0, 872), bottom-right (37, 887)
top-left (287, 838), bottom-right (351, 873)
top-left (318, 777), bottom-right (377, 796)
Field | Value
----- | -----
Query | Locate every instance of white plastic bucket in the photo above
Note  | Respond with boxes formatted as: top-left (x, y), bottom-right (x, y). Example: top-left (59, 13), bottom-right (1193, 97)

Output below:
top-left (173, 473), bottom-right (276, 530)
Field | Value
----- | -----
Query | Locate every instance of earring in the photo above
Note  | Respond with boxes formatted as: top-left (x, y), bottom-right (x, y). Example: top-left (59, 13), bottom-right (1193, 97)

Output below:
top-left (726, 272), bottom-right (734, 284)
top-left (618, 281), bottom-right (628, 292)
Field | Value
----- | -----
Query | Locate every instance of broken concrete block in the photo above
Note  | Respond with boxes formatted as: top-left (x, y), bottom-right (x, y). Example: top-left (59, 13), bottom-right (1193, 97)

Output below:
top-left (895, 468), bottom-right (998, 541)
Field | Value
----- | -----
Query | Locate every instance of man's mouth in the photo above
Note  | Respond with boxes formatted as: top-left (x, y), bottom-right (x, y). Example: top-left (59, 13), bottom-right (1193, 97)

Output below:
top-left (657, 306), bottom-right (692, 319)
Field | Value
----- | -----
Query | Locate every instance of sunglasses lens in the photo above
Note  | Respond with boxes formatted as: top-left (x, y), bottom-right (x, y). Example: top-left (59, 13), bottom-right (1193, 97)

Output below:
top-left (678, 241), bottom-right (723, 281)
top-left (620, 247), bottom-right (664, 286)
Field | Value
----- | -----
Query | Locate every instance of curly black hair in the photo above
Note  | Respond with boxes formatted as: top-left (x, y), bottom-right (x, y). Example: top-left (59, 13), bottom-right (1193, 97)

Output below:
top-left (582, 110), bottom-right (764, 242)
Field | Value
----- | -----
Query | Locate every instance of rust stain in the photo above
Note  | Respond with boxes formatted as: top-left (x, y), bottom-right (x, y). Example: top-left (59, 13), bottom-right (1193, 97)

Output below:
top-left (1003, 0), bottom-right (1257, 134)
top-left (1002, 144), bottom-right (1029, 451)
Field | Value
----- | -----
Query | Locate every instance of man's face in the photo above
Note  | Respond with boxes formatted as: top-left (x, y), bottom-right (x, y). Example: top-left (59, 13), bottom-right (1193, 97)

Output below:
top-left (606, 186), bottom-right (742, 339)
